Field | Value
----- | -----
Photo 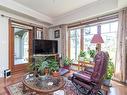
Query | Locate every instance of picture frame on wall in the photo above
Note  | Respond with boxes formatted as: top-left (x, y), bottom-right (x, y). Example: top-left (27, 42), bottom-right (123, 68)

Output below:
top-left (54, 29), bottom-right (60, 38)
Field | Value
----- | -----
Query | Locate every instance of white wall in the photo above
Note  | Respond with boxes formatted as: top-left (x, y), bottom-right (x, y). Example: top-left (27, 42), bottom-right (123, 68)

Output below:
top-left (48, 25), bottom-right (68, 60)
top-left (53, 0), bottom-right (118, 25)
top-left (0, 16), bottom-right (9, 77)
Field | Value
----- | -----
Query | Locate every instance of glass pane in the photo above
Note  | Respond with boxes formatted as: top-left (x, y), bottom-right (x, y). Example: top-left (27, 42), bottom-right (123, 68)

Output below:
top-left (70, 37), bottom-right (76, 60)
top-left (101, 21), bottom-right (118, 64)
top-left (101, 33), bottom-right (117, 63)
top-left (84, 27), bottom-right (90, 35)
top-left (83, 25), bottom-right (97, 51)
top-left (111, 21), bottom-right (118, 32)
top-left (101, 23), bottom-right (110, 33)
top-left (70, 30), bottom-right (75, 37)
top-left (14, 28), bottom-right (29, 65)
top-left (84, 35), bottom-right (96, 50)
top-left (90, 26), bottom-right (97, 34)
top-left (70, 29), bottom-right (81, 61)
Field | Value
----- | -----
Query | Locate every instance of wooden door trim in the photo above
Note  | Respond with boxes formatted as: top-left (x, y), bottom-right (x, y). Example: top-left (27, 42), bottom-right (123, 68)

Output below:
top-left (9, 20), bottom-right (33, 74)
top-left (68, 31), bottom-right (70, 58)
top-left (9, 20), bottom-right (14, 72)
top-left (80, 28), bottom-right (84, 50)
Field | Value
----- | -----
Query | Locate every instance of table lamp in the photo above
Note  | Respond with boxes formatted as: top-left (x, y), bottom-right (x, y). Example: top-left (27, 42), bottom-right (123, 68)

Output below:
top-left (91, 34), bottom-right (104, 52)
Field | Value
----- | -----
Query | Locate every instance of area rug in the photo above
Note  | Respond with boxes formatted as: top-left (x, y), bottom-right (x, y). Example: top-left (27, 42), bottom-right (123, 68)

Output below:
top-left (6, 78), bottom-right (83, 95)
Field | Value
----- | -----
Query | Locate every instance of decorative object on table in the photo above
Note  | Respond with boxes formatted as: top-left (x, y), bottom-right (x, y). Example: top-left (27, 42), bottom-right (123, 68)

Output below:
top-left (36, 75), bottom-right (61, 88)
top-left (103, 59), bottom-right (115, 87)
top-left (63, 57), bottom-right (73, 70)
top-left (91, 34), bottom-right (104, 52)
top-left (54, 29), bottom-right (60, 38)
top-left (48, 58), bottom-right (60, 77)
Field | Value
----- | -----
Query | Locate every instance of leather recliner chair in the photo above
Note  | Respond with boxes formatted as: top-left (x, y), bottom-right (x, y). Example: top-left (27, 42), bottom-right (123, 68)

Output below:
top-left (71, 51), bottom-right (109, 95)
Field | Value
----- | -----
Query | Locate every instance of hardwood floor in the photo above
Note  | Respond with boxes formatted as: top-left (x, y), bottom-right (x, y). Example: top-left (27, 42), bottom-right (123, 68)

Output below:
top-left (0, 72), bottom-right (25, 95)
top-left (0, 71), bottom-right (127, 95)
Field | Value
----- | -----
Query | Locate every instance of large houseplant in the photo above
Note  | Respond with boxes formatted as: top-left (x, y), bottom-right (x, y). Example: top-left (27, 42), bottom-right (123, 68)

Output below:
top-left (63, 57), bottom-right (73, 69)
top-left (28, 57), bottom-right (49, 76)
top-left (103, 59), bottom-right (115, 86)
top-left (48, 58), bottom-right (60, 77)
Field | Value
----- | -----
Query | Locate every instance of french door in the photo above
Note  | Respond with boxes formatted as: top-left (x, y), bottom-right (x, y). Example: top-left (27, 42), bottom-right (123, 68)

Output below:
top-left (9, 21), bottom-right (33, 74)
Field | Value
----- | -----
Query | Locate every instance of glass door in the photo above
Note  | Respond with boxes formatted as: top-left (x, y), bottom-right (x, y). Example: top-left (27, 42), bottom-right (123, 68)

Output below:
top-left (14, 28), bottom-right (29, 65)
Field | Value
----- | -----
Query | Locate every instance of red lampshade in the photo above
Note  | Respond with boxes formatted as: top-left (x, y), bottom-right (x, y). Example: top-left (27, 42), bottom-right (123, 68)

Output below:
top-left (91, 34), bottom-right (104, 43)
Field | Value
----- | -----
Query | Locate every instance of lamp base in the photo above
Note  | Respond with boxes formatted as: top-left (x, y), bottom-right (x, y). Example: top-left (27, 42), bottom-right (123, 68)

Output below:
top-left (96, 44), bottom-right (101, 52)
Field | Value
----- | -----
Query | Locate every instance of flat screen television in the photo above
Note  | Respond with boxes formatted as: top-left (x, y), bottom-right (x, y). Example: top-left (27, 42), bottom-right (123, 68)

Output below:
top-left (33, 39), bottom-right (58, 54)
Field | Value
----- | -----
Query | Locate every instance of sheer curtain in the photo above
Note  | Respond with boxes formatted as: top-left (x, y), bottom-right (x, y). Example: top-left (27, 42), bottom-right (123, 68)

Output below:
top-left (114, 8), bottom-right (127, 82)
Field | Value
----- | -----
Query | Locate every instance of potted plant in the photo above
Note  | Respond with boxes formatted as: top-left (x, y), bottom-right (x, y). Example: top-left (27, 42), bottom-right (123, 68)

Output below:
top-left (78, 50), bottom-right (86, 61)
top-left (103, 59), bottom-right (115, 86)
top-left (63, 57), bottom-right (73, 69)
top-left (48, 58), bottom-right (60, 77)
top-left (37, 59), bottom-right (49, 75)
top-left (88, 50), bottom-right (96, 62)
top-left (28, 57), bottom-right (49, 76)
top-left (27, 61), bottom-right (40, 77)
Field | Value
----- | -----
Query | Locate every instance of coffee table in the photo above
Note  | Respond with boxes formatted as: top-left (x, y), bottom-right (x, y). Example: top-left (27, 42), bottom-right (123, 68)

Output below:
top-left (22, 74), bottom-right (65, 95)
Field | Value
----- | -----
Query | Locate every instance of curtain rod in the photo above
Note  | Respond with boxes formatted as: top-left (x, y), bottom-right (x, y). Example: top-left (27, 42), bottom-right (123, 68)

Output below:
top-left (1, 14), bottom-right (44, 28)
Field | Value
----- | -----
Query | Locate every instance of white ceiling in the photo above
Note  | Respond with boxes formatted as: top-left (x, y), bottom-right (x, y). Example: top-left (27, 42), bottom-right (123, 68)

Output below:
top-left (13, 0), bottom-right (98, 18)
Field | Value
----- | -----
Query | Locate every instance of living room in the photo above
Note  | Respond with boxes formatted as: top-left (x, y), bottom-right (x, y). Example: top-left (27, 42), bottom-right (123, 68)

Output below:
top-left (0, 0), bottom-right (127, 95)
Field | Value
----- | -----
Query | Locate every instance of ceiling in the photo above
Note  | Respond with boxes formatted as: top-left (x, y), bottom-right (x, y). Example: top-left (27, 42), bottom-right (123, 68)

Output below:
top-left (13, 0), bottom-right (98, 18)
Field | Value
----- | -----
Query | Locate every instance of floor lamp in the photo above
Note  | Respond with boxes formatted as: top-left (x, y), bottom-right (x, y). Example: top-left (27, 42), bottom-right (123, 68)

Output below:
top-left (91, 34), bottom-right (104, 52)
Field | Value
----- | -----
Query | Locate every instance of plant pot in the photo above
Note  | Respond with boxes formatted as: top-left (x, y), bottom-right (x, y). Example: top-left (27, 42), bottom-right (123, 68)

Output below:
top-left (90, 57), bottom-right (94, 62)
top-left (52, 71), bottom-right (60, 77)
top-left (103, 79), bottom-right (112, 87)
top-left (79, 57), bottom-right (84, 61)
top-left (63, 66), bottom-right (70, 70)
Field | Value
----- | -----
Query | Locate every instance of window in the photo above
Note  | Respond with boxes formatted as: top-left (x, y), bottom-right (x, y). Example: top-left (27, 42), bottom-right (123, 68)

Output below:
top-left (101, 21), bottom-right (118, 63)
top-left (70, 29), bottom-right (81, 60)
top-left (34, 28), bottom-right (43, 39)
top-left (68, 21), bottom-right (118, 63)
top-left (83, 25), bottom-right (97, 50)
